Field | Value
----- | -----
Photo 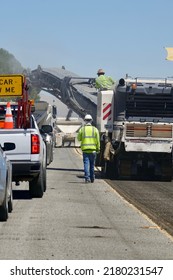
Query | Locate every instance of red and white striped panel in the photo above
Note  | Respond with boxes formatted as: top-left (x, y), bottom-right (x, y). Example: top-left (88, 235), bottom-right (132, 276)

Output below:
top-left (103, 103), bottom-right (112, 121)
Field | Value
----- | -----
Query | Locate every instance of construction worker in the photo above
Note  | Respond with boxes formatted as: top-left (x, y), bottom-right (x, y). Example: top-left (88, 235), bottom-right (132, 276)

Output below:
top-left (95, 68), bottom-right (115, 90)
top-left (77, 114), bottom-right (100, 183)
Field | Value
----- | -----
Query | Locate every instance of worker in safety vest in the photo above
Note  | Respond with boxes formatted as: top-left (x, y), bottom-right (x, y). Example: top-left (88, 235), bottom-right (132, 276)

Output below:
top-left (95, 68), bottom-right (115, 90)
top-left (77, 114), bottom-right (100, 183)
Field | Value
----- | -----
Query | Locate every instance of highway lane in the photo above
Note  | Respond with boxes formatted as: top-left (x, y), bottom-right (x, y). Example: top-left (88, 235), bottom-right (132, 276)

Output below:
top-left (0, 147), bottom-right (173, 260)
top-left (107, 178), bottom-right (173, 237)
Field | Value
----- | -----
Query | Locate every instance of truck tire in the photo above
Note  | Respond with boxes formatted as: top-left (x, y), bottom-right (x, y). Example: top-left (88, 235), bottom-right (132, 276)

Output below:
top-left (0, 187), bottom-right (8, 221)
top-left (50, 145), bottom-right (53, 163)
top-left (8, 183), bottom-right (13, 213)
top-left (114, 158), bottom-right (121, 179)
top-left (102, 161), bottom-right (114, 179)
top-left (101, 161), bottom-right (108, 178)
top-left (161, 160), bottom-right (172, 182)
top-left (43, 159), bottom-right (47, 192)
top-left (29, 165), bottom-right (44, 198)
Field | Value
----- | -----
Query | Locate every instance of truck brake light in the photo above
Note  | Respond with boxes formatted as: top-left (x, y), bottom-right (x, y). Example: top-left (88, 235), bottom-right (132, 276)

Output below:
top-left (31, 134), bottom-right (40, 154)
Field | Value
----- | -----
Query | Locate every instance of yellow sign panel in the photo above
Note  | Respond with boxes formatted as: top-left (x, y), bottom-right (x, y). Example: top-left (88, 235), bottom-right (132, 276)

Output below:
top-left (0, 75), bottom-right (24, 96)
top-left (165, 47), bottom-right (173, 61)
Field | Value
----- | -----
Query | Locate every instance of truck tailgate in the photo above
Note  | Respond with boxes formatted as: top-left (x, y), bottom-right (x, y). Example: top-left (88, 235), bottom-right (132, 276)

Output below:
top-left (0, 129), bottom-right (32, 161)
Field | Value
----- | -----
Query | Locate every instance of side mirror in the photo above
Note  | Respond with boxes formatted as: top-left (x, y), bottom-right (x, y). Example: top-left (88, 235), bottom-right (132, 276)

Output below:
top-left (118, 78), bottom-right (125, 86)
top-left (41, 125), bottom-right (53, 134)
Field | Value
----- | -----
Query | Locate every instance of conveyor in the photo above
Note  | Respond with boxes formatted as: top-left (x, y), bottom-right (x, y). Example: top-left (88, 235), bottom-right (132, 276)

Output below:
top-left (30, 66), bottom-right (98, 125)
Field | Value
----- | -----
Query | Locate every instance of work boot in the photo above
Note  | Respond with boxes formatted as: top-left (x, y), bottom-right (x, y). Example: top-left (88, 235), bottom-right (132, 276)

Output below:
top-left (85, 179), bottom-right (90, 183)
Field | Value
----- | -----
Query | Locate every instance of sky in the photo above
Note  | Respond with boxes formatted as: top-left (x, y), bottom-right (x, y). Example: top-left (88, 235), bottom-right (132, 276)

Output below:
top-left (1, 0), bottom-right (173, 80)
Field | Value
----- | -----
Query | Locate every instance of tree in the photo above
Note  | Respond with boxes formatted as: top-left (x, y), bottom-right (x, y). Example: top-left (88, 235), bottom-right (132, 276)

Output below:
top-left (0, 48), bottom-right (23, 74)
top-left (0, 48), bottom-right (40, 100)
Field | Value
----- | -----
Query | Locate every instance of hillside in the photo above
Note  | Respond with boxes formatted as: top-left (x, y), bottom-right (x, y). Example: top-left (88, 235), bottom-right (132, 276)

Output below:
top-left (0, 48), bottom-right (24, 74)
top-left (0, 48), bottom-right (39, 100)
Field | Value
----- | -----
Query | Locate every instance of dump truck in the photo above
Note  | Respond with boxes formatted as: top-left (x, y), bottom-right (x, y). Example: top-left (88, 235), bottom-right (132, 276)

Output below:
top-left (54, 117), bottom-right (82, 147)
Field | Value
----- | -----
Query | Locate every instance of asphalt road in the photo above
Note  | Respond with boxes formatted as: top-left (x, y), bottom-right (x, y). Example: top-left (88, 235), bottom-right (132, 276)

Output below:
top-left (0, 147), bottom-right (173, 260)
top-left (107, 177), bottom-right (173, 237)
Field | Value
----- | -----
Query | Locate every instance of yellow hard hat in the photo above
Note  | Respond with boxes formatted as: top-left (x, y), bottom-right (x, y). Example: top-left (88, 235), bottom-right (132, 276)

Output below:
top-left (97, 68), bottom-right (105, 75)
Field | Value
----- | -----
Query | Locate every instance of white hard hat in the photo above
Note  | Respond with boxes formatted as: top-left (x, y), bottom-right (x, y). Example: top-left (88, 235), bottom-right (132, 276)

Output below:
top-left (84, 114), bottom-right (93, 121)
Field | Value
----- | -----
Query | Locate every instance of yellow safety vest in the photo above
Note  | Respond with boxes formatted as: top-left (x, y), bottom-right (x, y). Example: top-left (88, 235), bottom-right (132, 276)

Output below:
top-left (95, 75), bottom-right (115, 90)
top-left (77, 125), bottom-right (100, 152)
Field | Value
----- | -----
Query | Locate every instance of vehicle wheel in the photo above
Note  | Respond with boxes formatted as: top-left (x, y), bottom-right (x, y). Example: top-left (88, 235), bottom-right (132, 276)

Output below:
top-left (161, 159), bottom-right (172, 181)
top-left (8, 183), bottom-right (13, 213)
top-left (102, 161), bottom-right (114, 179)
top-left (101, 161), bottom-right (108, 178)
top-left (50, 145), bottom-right (54, 163)
top-left (46, 150), bottom-right (49, 166)
top-left (43, 158), bottom-right (47, 192)
top-left (0, 188), bottom-right (8, 221)
top-left (114, 158), bottom-right (121, 179)
top-left (29, 166), bottom-right (44, 198)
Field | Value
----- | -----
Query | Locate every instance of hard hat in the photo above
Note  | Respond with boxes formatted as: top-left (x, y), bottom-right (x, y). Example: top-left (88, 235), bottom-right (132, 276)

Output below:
top-left (97, 68), bottom-right (105, 75)
top-left (84, 114), bottom-right (93, 121)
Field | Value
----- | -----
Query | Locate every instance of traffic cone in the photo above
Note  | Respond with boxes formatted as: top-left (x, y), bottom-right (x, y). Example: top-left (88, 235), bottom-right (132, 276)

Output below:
top-left (4, 102), bottom-right (14, 129)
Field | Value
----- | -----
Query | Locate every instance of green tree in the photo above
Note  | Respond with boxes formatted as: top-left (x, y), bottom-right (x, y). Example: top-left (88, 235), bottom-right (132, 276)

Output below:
top-left (0, 48), bottom-right (40, 100)
top-left (0, 48), bottom-right (23, 74)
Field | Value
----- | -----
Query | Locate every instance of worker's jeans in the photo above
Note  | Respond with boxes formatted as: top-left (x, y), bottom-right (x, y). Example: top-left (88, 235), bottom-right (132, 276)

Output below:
top-left (83, 152), bottom-right (96, 181)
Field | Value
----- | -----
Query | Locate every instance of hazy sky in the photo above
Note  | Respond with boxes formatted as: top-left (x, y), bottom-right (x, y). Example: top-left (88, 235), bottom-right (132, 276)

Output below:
top-left (1, 0), bottom-right (173, 79)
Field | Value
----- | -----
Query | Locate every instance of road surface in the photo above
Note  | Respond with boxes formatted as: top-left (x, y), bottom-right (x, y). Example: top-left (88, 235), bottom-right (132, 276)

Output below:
top-left (0, 147), bottom-right (173, 260)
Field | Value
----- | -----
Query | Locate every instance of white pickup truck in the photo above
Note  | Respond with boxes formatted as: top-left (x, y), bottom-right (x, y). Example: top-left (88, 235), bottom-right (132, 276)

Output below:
top-left (0, 74), bottom-right (47, 198)
top-left (0, 114), bottom-right (47, 198)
